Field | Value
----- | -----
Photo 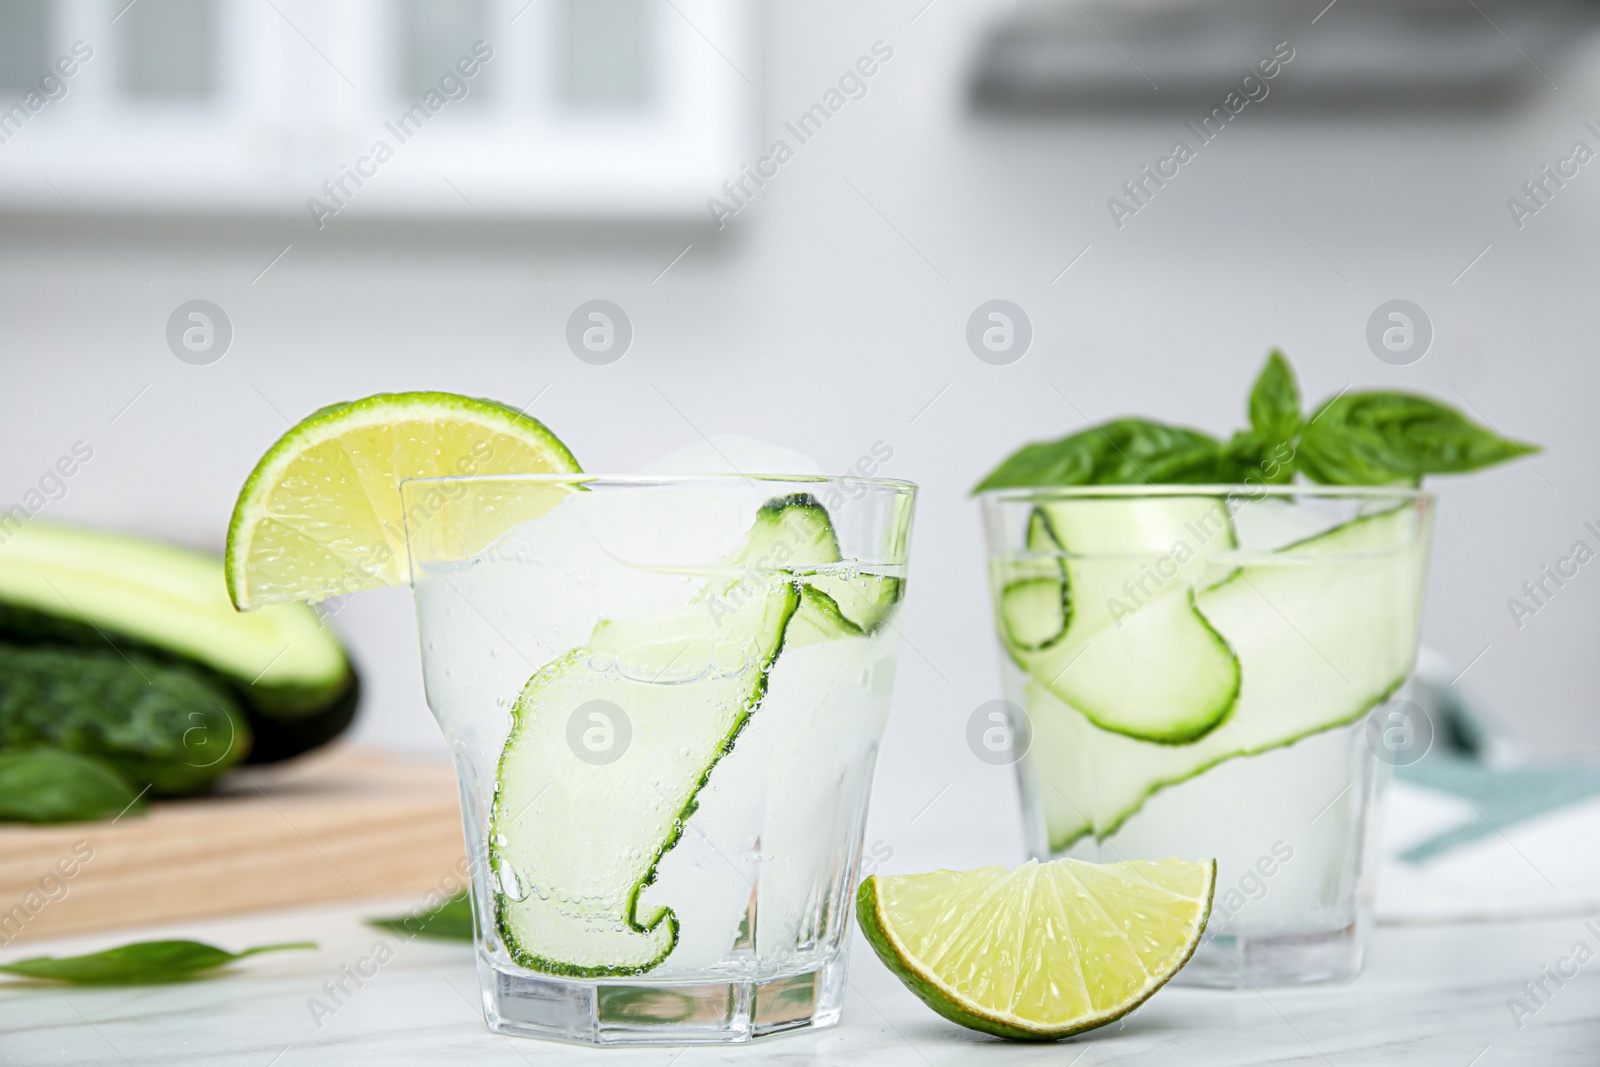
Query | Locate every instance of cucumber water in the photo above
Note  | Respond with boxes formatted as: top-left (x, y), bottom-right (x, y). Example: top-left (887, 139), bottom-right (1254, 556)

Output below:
top-left (489, 495), bottom-right (903, 976)
top-left (1015, 503), bottom-right (1428, 851)
top-left (994, 496), bottom-right (1240, 744)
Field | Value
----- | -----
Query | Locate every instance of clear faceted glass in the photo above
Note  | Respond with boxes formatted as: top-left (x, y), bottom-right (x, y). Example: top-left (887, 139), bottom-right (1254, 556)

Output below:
top-left (402, 474), bottom-right (915, 1045)
top-left (978, 486), bottom-right (1434, 987)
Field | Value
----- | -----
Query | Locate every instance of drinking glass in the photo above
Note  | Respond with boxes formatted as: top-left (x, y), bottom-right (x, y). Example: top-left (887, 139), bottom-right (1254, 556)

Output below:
top-left (978, 486), bottom-right (1433, 986)
top-left (402, 473), bottom-right (916, 1044)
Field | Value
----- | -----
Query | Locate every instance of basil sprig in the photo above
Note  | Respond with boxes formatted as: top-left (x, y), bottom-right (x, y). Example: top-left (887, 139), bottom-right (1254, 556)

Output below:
top-left (0, 940), bottom-right (315, 985)
top-left (367, 891), bottom-right (474, 942)
top-left (974, 350), bottom-right (1537, 491)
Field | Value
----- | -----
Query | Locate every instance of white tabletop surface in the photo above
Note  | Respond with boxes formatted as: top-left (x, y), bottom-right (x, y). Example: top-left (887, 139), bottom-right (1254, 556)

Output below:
top-left (2, 895), bottom-right (1595, 1067)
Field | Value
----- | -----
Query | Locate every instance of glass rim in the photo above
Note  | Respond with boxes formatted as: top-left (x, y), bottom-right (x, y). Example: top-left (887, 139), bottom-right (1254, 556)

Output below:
top-left (399, 471), bottom-right (919, 492)
top-left (975, 483), bottom-right (1432, 504)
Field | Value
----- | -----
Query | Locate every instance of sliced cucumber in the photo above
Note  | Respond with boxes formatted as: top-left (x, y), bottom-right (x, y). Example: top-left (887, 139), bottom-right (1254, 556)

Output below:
top-left (995, 509), bottom-right (1070, 651)
top-left (492, 585), bottom-right (798, 975)
top-left (808, 571), bottom-right (902, 633)
top-left (491, 493), bottom-right (881, 976)
top-left (998, 577), bottom-right (1068, 651)
top-left (1026, 505), bottom-right (1426, 850)
top-left (999, 497), bottom-right (1239, 744)
top-left (787, 571), bottom-right (904, 650)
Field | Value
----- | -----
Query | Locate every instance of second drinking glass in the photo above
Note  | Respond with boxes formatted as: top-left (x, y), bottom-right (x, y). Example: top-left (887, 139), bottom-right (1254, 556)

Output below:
top-left (979, 485), bottom-right (1432, 986)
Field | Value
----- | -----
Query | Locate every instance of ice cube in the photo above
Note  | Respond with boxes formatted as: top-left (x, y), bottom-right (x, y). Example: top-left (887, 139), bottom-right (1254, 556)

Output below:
top-left (643, 434), bottom-right (824, 478)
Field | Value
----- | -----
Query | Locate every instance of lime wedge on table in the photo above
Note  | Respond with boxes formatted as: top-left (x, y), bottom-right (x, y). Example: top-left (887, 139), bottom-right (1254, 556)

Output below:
top-left (857, 857), bottom-right (1215, 1040)
top-left (226, 392), bottom-right (579, 609)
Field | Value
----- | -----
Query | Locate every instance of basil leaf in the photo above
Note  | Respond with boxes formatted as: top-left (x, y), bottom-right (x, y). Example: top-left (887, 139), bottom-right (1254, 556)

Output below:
top-left (974, 418), bottom-right (1241, 491)
top-left (368, 891), bottom-right (474, 942)
top-left (1299, 392), bottom-right (1538, 486)
top-left (1223, 431), bottom-right (1296, 486)
top-left (0, 940), bottom-right (315, 985)
top-left (1247, 349), bottom-right (1302, 446)
top-left (0, 749), bottom-right (144, 824)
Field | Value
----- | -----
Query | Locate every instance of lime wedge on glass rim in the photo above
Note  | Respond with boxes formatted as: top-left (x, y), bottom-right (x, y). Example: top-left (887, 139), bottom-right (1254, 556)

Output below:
top-left (225, 392), bottom-right (579, 610)
top-left (856, 857), bottom-right (1215, 1040)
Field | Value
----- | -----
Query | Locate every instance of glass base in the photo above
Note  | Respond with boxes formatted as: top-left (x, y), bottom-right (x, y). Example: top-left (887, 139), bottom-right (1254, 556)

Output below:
top-left (1176, 920), bottom-right (1366, 988)
top-left (480, 955), bottom-right (849, 1046)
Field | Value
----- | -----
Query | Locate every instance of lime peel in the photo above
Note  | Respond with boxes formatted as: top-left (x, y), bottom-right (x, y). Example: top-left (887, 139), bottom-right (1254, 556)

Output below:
top-left (856, 856), bottom-right (1215, 1041)
top-left (225, 391), bottom-right (579, 610)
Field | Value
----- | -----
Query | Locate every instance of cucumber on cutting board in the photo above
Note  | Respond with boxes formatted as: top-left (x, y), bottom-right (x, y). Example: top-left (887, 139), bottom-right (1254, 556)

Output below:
top-left (491, 494), bottom-right (890, 976)
top-left (995, 496), bottom-right (1240, 744)
top-left (0, 644), bottom-right (251, 796)
top-left (1026, 505), bottom-right (1428, 850)
top-left (0, 522), bottom-right (357, 761)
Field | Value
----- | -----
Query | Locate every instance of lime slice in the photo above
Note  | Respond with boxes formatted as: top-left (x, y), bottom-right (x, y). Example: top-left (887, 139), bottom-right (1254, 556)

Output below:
top-left (226, 392), bottom-right (579, 610)
top-left (856, 857), bottom-right (1215, 1040)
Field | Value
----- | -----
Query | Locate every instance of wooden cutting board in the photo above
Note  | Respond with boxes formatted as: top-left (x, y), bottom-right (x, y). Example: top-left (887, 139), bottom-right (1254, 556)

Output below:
top-left (0, 746), bottom-right (466, 946)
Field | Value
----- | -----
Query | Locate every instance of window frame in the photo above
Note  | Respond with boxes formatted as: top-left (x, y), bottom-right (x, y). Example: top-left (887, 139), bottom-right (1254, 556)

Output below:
top-left (0, 0), bottom-right (754, 218)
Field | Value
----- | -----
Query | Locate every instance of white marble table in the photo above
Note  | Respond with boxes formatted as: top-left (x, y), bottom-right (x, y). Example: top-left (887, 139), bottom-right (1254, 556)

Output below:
top-left (2, 897), bottom-right (1595, 1066)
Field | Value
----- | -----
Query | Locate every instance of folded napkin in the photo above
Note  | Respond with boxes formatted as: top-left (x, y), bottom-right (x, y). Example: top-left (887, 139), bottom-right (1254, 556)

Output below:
top-left (1376, 659), bottom-right (1600, 924)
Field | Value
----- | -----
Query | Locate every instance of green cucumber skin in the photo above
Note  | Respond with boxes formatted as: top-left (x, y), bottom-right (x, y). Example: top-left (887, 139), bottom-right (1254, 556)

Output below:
top-left (0, 644), bottom-right (252, 796)
top-left (1002, 499), bottom-right (1240, 746)
top-left (493, 585), bottom-right (801, 978)
top-left (792, 585), bottom-right (861, 642)
top-left (792, 576), bottom-right (904, 643)
top-left (0, 521), bottom-right (355, 724)
top-left (1046, 672), bottom-right (1408, 853)
top-left (1007, 588), bottom-right (1241, 747)
top-left (997, 577), bottom-right (1067, 652)
top-left (243, 676), bottom-right (359, 764)
top-left (0, 600), bottom-right (357, 764)
top-left (1039, 505), bottom-right (1426, 852)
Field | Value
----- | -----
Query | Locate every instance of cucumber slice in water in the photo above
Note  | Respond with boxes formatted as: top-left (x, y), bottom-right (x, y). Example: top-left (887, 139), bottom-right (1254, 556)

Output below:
top-left (787, 572), bottom-right (904, 648)
top-left (995, 510), bottom-right (1070, 651)
top-left (1028, 505), bottom-right (1427, 851)
top-left (491, 494), bottom-right (877, 976)
top-left (999, 497), bottom-right (1240, 745)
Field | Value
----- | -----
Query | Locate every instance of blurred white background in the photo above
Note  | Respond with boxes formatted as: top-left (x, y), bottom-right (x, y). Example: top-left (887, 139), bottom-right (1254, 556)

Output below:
top-left (1, 0), bottom-right (1597, 868)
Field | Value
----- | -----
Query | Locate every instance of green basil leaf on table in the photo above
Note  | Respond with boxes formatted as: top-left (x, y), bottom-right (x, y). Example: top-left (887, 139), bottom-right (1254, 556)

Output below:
top-left (0, 749), bottom-right (144, 824)
top-left (0, 940), bottom-right (316, 985)
top-left (1299, 391), bottom-right (1538, 486)
top-left (1247, 349), bottom-right (1303, 447)
top-left (367, 891), bottom-right (474, 942)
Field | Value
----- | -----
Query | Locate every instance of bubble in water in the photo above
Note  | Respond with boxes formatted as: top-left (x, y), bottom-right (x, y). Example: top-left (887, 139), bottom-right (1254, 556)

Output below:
top-left (499, 864), bottom-right (527, 902)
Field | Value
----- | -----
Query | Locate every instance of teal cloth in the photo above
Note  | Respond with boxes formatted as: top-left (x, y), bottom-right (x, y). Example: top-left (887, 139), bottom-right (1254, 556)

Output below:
top-left (1396, 752), bottom-right (1600, 864)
